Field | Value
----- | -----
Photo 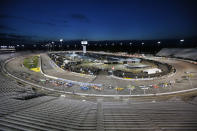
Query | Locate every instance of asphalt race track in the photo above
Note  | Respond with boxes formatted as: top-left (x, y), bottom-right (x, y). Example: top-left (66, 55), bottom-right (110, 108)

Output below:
top-left (0, 51), bottom-right (197, 131)
top-left (4, 51), bottom-right (197, 96)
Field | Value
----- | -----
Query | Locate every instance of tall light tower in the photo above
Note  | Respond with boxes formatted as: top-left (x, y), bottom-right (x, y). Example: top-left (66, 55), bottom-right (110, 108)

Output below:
top-left (81, 41), bottom-right (88, 54)
top-left (180, 39), bottom-right (184, 48)
top-left (60, 39), bottom-right (63, 50)
top-left (51, 41), bottom-right (54, 51)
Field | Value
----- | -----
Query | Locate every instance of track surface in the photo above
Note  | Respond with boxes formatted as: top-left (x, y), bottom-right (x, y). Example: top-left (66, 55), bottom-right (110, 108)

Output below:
top-left (0, 52), bottom-right (197, 131)
top-left (5, 52), bottom-right (197, 95)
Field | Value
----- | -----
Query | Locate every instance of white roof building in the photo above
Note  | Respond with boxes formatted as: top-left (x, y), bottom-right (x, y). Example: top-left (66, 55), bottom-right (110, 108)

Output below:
top-left (125, 58), bottom-right (141, 63)
top-left (63, 60), bottom-right (70, 64)
top-left (143, 68), bottom-right (162, 74)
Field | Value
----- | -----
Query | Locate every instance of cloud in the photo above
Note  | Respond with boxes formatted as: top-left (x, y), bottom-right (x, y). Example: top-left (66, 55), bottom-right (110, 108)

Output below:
top-left (70, 13), bottom-right (90, 22)
top-left (0, 14), bottom-right (25, 20)
top-left (27, 20), bottom-right (55, 26)
top-left (8, 34), bottom-right (28, 39)
top-left (0, 25), bottom-right (16, 31)
top-left (0, 32), bottom-right (37, 39)
top-left (0, 14), bottom-right (55, 26)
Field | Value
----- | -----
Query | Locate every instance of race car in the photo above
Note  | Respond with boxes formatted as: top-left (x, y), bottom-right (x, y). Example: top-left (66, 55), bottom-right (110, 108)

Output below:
top-left (80, 86), bottom-right (89, 90)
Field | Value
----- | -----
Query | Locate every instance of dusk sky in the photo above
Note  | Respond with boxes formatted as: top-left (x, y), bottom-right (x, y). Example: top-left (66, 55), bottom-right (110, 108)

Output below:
top-left (0, 0), bottom-right (197, 40)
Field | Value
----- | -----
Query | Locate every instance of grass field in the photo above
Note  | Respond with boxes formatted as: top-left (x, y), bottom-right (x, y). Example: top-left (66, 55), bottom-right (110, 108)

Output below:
top-left (23, 55), bottom-right (39, 70)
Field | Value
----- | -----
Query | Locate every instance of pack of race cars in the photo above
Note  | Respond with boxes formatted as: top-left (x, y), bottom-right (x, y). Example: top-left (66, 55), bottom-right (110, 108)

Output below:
top-left (22, 71), bottom-right (174, 94)
top-left (40, 79), bottom-right (174, 92)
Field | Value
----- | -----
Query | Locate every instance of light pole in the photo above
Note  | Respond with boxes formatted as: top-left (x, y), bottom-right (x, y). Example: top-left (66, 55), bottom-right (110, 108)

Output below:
top-left (157, 41), bottom-right (161, 53)
top-left (127, 85), bottom-right (135, 95)
top-left (141, 42), bottom-right (144, 53)
top-left (180, 39), bottom-right (184, 47)
top-left (187, 73), bottom-right (193, 88)
top-left (48, 43), bottom-right (50, 52)
top-left (60, 39), bottom-right (63, 51)
top-left (49, 43), bottom-right (52, 52)
top-left (51, 41), bottom-right (54, 51)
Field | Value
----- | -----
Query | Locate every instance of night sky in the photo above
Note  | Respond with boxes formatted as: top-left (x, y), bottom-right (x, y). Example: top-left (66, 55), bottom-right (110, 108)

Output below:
top-left (0, 0), bottom-right (197, 40)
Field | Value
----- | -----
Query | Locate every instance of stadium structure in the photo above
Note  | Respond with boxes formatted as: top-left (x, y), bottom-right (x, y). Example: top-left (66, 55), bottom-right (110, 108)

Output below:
top-left (0, 41), bottom-right (197, 131)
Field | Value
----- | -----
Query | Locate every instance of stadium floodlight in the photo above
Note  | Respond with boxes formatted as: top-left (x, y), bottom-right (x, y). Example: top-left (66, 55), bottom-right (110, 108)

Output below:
top-left (81, 41), bottom-right (88, 45)
top-left (60, 39), bottom-right (63, 50)
top-left (51, 41), bottom-right (55, 51)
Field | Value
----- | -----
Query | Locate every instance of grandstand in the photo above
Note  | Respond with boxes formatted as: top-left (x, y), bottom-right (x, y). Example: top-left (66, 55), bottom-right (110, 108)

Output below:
top-left (157, 48), bottom-right (197, 61)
